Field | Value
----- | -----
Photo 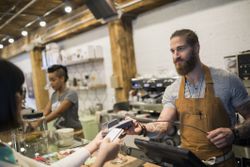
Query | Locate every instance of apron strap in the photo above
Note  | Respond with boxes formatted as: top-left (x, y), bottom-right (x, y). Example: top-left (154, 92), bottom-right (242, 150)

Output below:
top-left (203, 65), bottom-right (216, 99)
top-left (178, 76), bottom-right (185, 99)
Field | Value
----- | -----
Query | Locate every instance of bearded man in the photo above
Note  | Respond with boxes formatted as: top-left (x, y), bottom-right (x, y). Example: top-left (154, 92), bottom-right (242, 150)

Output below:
top-left (128, 29), bottom-right (250, 167)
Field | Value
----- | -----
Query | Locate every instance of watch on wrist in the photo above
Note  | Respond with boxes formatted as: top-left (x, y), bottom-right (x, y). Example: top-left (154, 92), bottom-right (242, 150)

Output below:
top-left (139, 124), bottom-right (147, 137)
top-left (231, 128), bottom-right (240, 141)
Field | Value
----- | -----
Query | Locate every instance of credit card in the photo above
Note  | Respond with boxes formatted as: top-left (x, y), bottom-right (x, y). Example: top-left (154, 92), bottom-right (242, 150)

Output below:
top-left (105, 128), bottom-right (124, 142)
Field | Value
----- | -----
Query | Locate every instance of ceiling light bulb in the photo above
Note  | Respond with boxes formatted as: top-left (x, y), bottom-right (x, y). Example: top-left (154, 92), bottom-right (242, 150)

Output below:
top-left (0, 44), bottom-right (3, 49)
top-left (64, 6), bottom-right (72, 13)
top-left (8, 38), bottom-right (14, 43)
top-left (21, 30), bottom-right (28, 36)
top-left (39, 20), bottom-right (46, 27)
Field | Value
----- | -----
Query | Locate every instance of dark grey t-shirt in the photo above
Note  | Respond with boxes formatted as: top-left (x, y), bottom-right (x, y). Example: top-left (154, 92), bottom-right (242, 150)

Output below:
top-left (51, 89), bottom-right (82, 129)
top-left (162, 67), bottom-right (250, 125)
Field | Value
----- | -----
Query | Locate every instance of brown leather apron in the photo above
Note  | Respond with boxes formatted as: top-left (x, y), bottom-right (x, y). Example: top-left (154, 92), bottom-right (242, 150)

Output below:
top-left (175, 65), bottom-right (235, 167)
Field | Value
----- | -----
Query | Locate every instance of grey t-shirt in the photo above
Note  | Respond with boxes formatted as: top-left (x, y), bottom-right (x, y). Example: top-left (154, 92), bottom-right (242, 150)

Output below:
top-left (162, 67), bottom-right (250, 125)
top-left (51, 89), bottom-right (82, 129)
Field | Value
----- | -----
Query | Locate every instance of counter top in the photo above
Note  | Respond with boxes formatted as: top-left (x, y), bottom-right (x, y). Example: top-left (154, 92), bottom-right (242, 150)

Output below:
top-left (81, 153), bottom-right (159, 167)
top-left (233, 145), bottom-right (250, 159)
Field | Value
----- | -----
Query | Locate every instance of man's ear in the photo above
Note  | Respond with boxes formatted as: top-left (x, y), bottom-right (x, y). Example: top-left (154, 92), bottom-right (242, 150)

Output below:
top-left (194, 43), bottom-right (200, 54)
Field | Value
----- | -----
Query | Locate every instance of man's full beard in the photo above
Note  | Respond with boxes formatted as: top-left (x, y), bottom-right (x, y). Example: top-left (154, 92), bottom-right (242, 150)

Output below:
top-left (174, 50), bottom-right (197, 76)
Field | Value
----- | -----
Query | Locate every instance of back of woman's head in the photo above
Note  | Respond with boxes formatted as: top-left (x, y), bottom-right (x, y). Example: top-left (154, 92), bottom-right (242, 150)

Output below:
top-left (0, 59), bottom-right (25, 131)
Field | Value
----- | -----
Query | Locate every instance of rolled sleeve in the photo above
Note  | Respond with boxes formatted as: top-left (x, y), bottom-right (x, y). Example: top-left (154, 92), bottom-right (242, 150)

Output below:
top-left (162, 79), bottom-right (180, 110)
top-left (229, 75), bottom-right (249, 108)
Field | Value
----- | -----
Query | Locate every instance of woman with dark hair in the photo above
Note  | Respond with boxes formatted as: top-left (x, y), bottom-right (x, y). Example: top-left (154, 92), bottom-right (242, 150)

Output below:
top-left (0, 59), bottom-right (120, 167)
top-left (0, 59), bottom-right (25, 132)
top-left (41, 64), bottom-right (83, 137)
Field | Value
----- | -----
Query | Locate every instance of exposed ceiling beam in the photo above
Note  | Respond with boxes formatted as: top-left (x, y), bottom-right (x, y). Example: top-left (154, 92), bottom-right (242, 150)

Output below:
top-left (0, 0), bottom-right (22, 21)
top-left (0, 12), bottom-right (40, 17)
top-left (1, 0), bottom-right (177, 59)
top-left (24, 3), bottom-right (64, 28)
top-left (0, 33), bottom-right (8, 36)
top-left (0, 0), bottom-right (38, 31)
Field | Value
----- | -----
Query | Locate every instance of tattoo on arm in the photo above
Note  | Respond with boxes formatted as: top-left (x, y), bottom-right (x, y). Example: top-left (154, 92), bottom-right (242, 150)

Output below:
top-left (145, 122), bottom-right (168, 134)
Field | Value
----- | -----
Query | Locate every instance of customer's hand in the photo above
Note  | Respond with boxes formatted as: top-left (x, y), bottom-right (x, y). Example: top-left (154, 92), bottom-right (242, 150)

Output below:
top-left (93, 137), bottom-right (121, 167)
top-left (85, 131), bottom-right (104, 154)
top-left (93, 131), bottom-right (105, 147)
top-left (207, 127), bottom-right (234, 148)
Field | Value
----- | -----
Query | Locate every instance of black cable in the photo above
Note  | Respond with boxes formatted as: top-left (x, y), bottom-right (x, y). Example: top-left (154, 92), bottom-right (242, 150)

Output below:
top-left (137, 120), bottom-right (208, 135)
top-left (137, 120), bottom-right (231, 164)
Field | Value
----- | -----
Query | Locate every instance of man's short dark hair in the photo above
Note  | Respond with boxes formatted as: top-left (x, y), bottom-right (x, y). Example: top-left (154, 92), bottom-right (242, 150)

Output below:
top-left (47, 64), bottom-right (68, 82)
top-left (0, 59), bottom-right (25, 131)
top-left (170, 29), bottom-right (199, 47)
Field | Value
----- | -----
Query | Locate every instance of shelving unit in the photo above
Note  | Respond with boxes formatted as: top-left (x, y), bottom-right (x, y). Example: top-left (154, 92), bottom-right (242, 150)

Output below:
top-left (130, 102), bottom-right (163, 113)
top-left (69, 84), bottom-right (106, 91)
top-left (42, 43), bottom-right (108, 111)
top-left (63, 57), bottom-right (104, 67)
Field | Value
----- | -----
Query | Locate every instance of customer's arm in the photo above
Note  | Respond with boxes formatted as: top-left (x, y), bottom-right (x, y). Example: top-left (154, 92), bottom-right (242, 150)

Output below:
top-left (51, 131), bottom-right (103, 167)
top-left (14, 148), bottom-right (90, 167)
top-left (93, 138), bottom-right (121, 167)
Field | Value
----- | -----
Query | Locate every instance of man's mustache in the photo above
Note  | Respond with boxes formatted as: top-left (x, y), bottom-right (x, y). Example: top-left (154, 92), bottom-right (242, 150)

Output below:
top-left (174, 57), bottom-right (183, 64)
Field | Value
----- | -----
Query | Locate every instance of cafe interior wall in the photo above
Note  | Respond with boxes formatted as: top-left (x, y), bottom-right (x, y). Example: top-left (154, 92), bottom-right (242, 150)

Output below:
top-left (10, 52), bottom-right (37, 110)
top-left (9, 0), bottom-right (250, 113)
top-left (56, 26), bottom-right (115, 114)
top-left (10, 26), bottom-right (115, 116)
top-left (132, 0), bottom-right (250, 77)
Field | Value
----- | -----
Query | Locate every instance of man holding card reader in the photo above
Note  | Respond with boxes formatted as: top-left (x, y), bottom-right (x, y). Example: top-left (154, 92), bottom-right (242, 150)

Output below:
top-left (126, 29), bottom-right (250, 167)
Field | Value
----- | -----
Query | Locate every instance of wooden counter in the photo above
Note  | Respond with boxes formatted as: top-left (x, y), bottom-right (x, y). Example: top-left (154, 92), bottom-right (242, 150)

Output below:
top-left (82, 154), bottom-right (160, 167)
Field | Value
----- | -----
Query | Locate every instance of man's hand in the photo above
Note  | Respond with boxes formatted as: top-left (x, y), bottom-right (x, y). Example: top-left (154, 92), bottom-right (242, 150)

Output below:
top-left (207, 128), bottom-right (234, 148)
top-left (125, 117), bottom-right (143, 135)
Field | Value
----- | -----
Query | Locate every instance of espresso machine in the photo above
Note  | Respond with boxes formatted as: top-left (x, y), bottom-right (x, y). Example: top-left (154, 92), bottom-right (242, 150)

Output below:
top-left (129, 77), bottom-right (176, 114)
top-left (128, 76), bottom-right (180, 145)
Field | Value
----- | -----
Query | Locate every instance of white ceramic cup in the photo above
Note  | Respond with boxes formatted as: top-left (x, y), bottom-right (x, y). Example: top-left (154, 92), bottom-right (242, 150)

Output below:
top-left (55, 128), bottom-right (74, 147)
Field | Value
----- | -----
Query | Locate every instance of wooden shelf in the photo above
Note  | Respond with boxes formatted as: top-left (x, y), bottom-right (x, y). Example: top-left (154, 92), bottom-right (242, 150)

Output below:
top-left (130, 102), bottom-right (163, 113)
top-left (70, 84), bottom-right (106, 91)
top-left (41, 57), bottom-right (104, 70)
top-left (63, 57), bottom-right (104, 67)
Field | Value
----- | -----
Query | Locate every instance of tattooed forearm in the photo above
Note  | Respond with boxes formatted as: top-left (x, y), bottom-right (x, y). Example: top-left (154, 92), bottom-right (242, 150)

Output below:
top-left (145, 122), bottom-right (168, 133)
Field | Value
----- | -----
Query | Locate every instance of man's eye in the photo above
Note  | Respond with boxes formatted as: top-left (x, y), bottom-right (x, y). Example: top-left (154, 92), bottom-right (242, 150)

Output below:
top-left (177, 47), bottom-right (185, 51)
